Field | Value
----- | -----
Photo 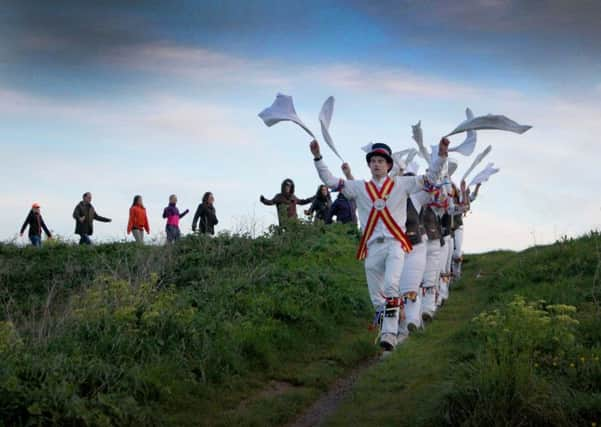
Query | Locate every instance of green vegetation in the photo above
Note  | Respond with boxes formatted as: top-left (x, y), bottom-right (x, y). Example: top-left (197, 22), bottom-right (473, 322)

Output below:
top-left (0, 224), bottom-right (377, 426)
top-left (2, 226), bottom-right (601, 426)
top-left (326, 232), bottom-right (601, 427)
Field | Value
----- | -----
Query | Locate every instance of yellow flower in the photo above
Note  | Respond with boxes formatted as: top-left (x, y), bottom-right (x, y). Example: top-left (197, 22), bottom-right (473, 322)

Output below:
top-left (570, 363), bottom-right (575, 368)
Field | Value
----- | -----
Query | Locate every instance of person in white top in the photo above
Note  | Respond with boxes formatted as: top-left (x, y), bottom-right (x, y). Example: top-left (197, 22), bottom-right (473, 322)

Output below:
top-left (310, 138), bottom-right (449, 351)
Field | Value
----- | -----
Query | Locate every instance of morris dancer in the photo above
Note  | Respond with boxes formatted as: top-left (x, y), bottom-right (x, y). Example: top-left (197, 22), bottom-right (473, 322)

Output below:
top-left (451, 181), bottom-right (470, 279)
top-left (420, 204), bottom-right (443, 321)
top-left (310, 139), bottom-right (448, 350)
top-left (396, 162), bottom-right (429, 337)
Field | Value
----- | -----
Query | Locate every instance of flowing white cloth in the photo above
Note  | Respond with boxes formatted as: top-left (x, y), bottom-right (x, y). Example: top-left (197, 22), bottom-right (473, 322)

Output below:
top-left (258, 93), bottom-right (315, 137)
top-left (461, 145), bottom-right (492, 183)
top-left (469, 162), bottom-right (500, 187)
top-left (449, 108), bottom-right (477, 156)
top-left (446, 113), bottom-right (532, 137)
top-left (412, 121), bottom-right (432, 167)
top-left (319, 96), bottom-right (344, 161)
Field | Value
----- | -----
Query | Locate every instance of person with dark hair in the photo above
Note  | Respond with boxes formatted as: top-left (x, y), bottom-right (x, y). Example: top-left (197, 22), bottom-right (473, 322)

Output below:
top-left (192, 192), bottom-right (219, 235)
top-left (326, 192), bottom-right (357, 225)
top-left (162, 194), bottom-right (189, 243)
top-left (72, 192), bottom-right (111, 245)
top-left (305, 185), bottom-right (332, 223)
top-left (20, 202), bottom-right (52, 247)
top-left (259, 178), bottom-right (314, 227)
top-left (127, 195), bottom-right (150, 243)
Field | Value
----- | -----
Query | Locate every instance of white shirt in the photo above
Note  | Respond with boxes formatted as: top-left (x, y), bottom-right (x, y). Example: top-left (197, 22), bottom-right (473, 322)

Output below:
top-left (314, 155), bottom-right (446, 247)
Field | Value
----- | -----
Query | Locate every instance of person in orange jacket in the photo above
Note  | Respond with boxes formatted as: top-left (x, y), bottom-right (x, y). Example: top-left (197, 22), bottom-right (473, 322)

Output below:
top-left (127, 195), bottom-right (150, 243)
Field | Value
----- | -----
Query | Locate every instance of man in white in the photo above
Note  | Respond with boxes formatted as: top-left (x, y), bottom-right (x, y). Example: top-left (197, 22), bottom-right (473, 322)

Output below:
top-left (310, 139), bottom-right (448, 350)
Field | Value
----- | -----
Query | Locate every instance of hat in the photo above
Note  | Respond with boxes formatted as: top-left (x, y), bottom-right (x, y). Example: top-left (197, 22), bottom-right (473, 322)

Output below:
top-left (366, 142), bottom-right (394, 168)
top-left (31, 202), bottom-right (40, 209)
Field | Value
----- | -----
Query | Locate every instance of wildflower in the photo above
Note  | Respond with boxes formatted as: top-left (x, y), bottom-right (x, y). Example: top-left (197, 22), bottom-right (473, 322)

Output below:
top-left (570, 363), bottom-right (575, 368)
top-left (580, 357), bottom-right (586, 363)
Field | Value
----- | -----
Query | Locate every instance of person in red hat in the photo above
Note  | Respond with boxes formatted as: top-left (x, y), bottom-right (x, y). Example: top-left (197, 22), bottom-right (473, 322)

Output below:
top-left (310, 138), bottom-right (449, 351)
top-left (20, 202), bottom-right (52, 247)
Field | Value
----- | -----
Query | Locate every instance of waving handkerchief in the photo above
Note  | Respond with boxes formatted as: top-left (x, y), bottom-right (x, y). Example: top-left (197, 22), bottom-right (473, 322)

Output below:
top-left (469, 163), bottom-right (500, 187)
top-left (446, 113), bottom-right (531, 137)
top-left (449, 108), bottom-right (477, 156)
top-left (319, 96), bottom-right (344, 161)
top-left (461, 145), bottom-right (492, 182)
top-left (258, 93), bottom-right (315, 138)
top-left (448, 158), bottom-right (459, 177)
top-left (412, 121), bottom-right (432, 166)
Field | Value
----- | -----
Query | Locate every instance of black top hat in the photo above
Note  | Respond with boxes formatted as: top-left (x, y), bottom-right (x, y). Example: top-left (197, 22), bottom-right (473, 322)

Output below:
top-left (366, 142), bottom-right (394, 167)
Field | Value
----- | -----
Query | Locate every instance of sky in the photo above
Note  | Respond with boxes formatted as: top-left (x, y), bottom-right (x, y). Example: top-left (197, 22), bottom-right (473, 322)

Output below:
top-left (1, 0), bottom-right (600, 252)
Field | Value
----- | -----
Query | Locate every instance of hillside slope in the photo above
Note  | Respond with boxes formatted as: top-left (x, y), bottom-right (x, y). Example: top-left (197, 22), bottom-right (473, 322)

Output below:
top-left (325, 232), bottom-right (601, 427)
top-left (1, 228), bottom-right (600, 426)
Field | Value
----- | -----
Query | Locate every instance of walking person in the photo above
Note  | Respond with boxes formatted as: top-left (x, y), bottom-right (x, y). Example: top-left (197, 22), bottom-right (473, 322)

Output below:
top-left (163, 194), bottom-right (189, 243)
top-left (310, 138), bottom-right (448, 351)
top-left (192, 192), bottom-right (219, 235)
top-left (127, 195), bottom-right (150, 244)
top-left (305, 185), bottom-right (332, 223)
top-left (260, 178), bottom-right (314, 227)
top-left (72, 192), bottom-right (112, 245)
top-left (326, 192), bottom-right (357, 225)
top-left (20, 202), bottom-right (52, 247)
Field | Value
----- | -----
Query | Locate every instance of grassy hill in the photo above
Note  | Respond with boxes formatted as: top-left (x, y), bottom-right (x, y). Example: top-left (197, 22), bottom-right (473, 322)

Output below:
top-left (0, 224), bottom-right (377, 426)
top-left (1, 226), bottom-right (600, 426)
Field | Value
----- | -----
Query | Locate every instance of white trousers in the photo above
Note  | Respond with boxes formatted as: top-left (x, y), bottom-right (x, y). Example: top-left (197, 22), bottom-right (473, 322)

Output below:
top-left (438, 235), bottom-right (453, 303)
top-left (399, 240), bottom-right (427, 331)
top-left (364, 238), bottom-right (405, 336)
top-left (421, 239), bottom-right (441, 317)
top-left (453, 227), bottom-right (464, 259)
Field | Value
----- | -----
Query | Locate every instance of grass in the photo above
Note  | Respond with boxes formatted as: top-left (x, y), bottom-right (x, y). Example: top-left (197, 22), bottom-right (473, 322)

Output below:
top-left (2, 225), bottom-right (600, 426)
top-left (0, 223), bottom-right (379, 426)
top-left (324, 231), bottom-right (601, 427)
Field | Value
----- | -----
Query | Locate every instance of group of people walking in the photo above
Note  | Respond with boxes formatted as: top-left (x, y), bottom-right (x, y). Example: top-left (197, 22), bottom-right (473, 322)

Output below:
top-left (259, 180), bottom-right (357, 227)
top-left (309, 138), bottom-right (484, 351)
top-left (19, 192), bottom-right (218, 246)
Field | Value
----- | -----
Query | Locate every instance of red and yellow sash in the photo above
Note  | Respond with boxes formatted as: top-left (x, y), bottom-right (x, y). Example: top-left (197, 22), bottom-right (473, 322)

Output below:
top-left (356, 177), bottom-right (413, 260)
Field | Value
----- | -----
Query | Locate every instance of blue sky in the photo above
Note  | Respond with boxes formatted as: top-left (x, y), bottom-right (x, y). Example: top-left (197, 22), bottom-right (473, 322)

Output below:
top-left (1, 0), bottom-right (600, 251)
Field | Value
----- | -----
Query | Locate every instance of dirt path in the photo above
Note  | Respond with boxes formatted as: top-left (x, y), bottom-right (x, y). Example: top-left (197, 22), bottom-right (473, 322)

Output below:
top-left (287, 355), bottom-right (381, 427)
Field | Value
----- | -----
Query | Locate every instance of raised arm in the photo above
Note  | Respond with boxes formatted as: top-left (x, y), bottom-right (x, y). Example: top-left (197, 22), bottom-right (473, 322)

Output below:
top-left (400, 137), bottom-right (449, 194)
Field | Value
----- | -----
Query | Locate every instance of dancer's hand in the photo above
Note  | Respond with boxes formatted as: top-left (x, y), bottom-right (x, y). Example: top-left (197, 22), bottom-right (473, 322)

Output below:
top-left (438, 137), bottom-right (450, 157)
top-left (310, 140), bottom-right (321, 158)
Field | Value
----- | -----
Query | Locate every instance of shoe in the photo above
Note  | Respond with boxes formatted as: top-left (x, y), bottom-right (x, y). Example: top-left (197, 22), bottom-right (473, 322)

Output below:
top-left (422, 312), bottom-right (433, 323)
top-left (380, 333), bottom-right (397, 351)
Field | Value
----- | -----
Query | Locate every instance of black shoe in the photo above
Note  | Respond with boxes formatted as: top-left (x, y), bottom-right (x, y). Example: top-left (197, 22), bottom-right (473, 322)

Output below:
top-left (407, 323), bottom-right (418, 334)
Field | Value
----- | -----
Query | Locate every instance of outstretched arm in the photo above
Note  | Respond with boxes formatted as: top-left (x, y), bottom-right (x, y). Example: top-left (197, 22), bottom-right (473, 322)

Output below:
top-left (311, 140), bottom-right (341, 188)
top-left (402, 137), bottom-right (449, 194)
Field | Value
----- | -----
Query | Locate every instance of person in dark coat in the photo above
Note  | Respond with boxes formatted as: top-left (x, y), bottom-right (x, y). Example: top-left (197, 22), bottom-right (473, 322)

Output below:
top-left (72, 192), bottom-right (112, 245)
top-left (326, 192), bottom-right (358, 225)
top-left (305, 185), bottom-right (332, 223)
top-left (192, 192), bottom-right (219, 235)
top-left (260, 178), bottom-right (314, 227)
top-left (20, 202), bottom-right (52, 247)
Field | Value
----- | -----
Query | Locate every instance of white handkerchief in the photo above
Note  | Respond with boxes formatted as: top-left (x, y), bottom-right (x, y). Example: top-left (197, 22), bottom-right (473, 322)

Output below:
top-left (412, 121), bottom-right (432, 166)
top-left (469, 163), bottom-right (500, 187)
top-left (461, 145), bottom-right (492, 183)
top-left (258, 93), bottom-right (315, 138)
top-left (449, 108), bottom-right (477, 156)
top-left (448, 158), bottom-right (458, 177)
top-left (319, 96), bottom-right (344, 161)
top-left (446, 114), bottom-right (531, 137)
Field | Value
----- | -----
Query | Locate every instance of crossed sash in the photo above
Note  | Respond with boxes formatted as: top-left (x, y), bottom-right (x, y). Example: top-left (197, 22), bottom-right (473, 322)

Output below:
top-left (356, 177), bottom-right (413, 260)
